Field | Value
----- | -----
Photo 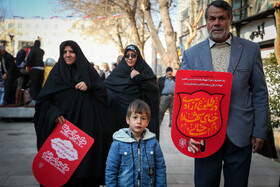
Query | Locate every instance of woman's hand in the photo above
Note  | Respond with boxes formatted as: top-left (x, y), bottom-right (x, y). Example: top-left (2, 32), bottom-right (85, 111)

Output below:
top-left (2, 73), bottom-right (8, 80)
top-left (55, 115), bottom-right (65, 125)
top-left (130, 69), bottom-right (140, 78)
top-left (75, 81), bottom-right (88, 91)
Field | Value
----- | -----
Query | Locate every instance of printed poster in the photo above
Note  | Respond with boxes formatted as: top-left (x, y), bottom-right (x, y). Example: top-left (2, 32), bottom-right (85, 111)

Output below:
top-left (32, 120), bottom-right (94, 187)
top-left (171, 70), bottom-right (232, 158)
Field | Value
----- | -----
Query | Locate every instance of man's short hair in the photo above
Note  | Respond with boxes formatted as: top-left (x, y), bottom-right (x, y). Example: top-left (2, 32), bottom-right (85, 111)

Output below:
top-left (166, 66), bottom-right (173, 73)
top-left (126, 99), bottom-right (151, 121)
top-left (205, 0), bottom-right (232, 20)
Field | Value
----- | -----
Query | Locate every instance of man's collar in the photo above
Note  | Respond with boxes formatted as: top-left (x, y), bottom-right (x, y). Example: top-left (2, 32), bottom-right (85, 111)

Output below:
top-left (209, 33), bottom-right (232, 48)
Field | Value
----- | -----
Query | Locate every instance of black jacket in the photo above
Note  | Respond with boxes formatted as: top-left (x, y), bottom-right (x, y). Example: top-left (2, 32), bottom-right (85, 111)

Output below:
top-left (26, 46), bottom-right (44, 67)
top-left (0, 52), bottom-right (21, 79)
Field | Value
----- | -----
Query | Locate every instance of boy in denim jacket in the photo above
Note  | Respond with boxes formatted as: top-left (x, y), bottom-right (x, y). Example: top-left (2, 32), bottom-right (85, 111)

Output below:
top-left (106, 99), bottom-right (166, 187)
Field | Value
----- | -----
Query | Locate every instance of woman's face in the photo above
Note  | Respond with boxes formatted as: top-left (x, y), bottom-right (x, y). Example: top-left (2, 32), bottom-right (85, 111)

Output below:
top-left (63, 46), bottom-right (76, 65)
top-left (125, 50), bottom-right (137, 68)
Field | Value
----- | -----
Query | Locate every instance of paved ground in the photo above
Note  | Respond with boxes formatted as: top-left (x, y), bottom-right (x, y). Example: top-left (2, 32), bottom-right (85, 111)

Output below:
top-left (0, 115), bottom-right (279, 187)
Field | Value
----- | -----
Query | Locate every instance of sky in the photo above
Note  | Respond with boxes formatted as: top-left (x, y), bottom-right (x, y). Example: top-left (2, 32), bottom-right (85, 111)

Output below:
top-left (1, 0), bottom-right (63, 19)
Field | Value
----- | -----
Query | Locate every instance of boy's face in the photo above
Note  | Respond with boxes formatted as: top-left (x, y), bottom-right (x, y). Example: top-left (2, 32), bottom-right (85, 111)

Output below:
top-left (126, 112), bottom-right (149, 137)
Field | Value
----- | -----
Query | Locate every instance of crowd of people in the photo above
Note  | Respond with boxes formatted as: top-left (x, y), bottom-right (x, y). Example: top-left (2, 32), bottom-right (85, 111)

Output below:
top-left (0, 1), bottom-right (272, 186)
top-left (0, 40), bottom-right (45, 106)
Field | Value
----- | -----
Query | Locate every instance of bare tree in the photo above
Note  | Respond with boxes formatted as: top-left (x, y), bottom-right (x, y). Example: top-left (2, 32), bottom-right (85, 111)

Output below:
top-left (141, 0), bottom-right (179, 69)
top-left (57, 0), bottom-right (178, 68)
top-left (184, 2), bottom-right (204, 50)
top-left (57, 0), bottom-right (151, 56)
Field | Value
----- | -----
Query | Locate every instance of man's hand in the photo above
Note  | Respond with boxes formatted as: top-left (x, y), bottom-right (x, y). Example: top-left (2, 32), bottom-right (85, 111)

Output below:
top-left (251, 137), bottom-right (264, 153)
top-left (188, 138), bottom-right (204, 153)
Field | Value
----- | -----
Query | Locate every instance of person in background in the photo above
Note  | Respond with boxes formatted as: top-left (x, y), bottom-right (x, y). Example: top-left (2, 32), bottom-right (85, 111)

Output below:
top-left (0, 60), bottom-right (5, 105)
top-left (34, 40), bottom-right (113, 187)
top-left (116, 55), bottom-right (123, 65)
top-left (158, 67), bottom-right (175, 127)
top-left (15, 45), bottom-right (30, 105)
top-left (106, 99), bottom-right (166, 187)
top-left (104, 44), bottom-right (160, 140)
top-left (42, 58), bottom-right (56, 86)
top-left (111, 62), bottom-right (117, 71)
top-left (181, 1), bottom-right (269, 186)
top-left (102, 62), bottom-right (111, 79)
top-left (0, 45), bottom-right (21, 105)
top-left (16, 45), bottom-right (29, 69)
top-left (26, 40), bottom-right (45, 106)
top-left (94, 64), bottom-right (105, 81)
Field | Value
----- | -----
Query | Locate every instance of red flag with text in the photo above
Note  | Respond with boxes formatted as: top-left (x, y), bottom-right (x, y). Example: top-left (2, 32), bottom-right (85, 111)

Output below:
top-left (32, 120), bottom-right (94, 187)
top-left (171, 70), bottom-right (232, 158)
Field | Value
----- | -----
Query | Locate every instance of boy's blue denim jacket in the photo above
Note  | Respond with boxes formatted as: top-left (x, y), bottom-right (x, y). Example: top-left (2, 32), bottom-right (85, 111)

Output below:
top-left (106, 128), bottom-right (167, 187)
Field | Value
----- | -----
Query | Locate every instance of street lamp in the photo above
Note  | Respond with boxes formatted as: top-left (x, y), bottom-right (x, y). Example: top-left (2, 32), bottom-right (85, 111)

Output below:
top-left (9, 32), bottom-right (15, 56)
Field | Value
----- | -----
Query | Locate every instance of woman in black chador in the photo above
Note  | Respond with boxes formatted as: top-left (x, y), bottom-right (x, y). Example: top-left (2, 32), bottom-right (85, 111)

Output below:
top-left (104, 44), bottom-right (160, 140)
top-left (34, 40), bottom-right (113, 186)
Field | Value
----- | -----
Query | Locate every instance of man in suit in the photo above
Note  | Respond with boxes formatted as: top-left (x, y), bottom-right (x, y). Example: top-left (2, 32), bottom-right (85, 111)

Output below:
top-left (181, 1), bottom-right (269, 186)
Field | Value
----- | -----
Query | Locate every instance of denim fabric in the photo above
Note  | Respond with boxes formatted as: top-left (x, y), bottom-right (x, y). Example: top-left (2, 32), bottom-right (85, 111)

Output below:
top-left (106, 128), bottom-right (166, 187)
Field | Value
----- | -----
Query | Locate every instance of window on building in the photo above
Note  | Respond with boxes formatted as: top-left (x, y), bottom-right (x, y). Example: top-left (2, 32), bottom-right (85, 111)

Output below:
top-left (45, 24), bottom-right (49, 29)
top-left (54, 24), bottom-right (58, 29)
top-left (18, 24), bottom-right (22, 29)
top-left (36, 24), bottom-right (39, 29)
top-left (8, 23), bottom-right (13, 28)
top-left (232, 0), bottom-right (249, 21)
top-left (1, 25), bottom-right (5, 31)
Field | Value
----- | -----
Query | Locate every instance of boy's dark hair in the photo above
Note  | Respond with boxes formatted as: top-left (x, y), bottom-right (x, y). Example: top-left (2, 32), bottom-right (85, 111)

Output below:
top-left (126, 99), bottom-right (151, 120)
top-left (205, 0), bottom-right (232, 20)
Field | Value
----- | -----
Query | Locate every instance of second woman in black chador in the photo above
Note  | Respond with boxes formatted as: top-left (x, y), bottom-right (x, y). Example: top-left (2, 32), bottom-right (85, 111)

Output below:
top-left (34, 40), bottom-right (113, 186)
top-left (104, 44), bottom-right (160, 140)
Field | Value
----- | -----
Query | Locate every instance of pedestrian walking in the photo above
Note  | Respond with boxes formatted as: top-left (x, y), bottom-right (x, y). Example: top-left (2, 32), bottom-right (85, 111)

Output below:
top-left (26, 40), bottom-right (45, 106)
top-left (158, 67), bottom-right (175, 127)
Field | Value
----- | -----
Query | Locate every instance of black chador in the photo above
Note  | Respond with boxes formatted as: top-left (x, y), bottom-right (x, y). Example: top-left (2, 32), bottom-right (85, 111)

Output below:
top-left (34, 40), bottom-right (113, 186)
top-left (104, 45), bottom-right (160, 140)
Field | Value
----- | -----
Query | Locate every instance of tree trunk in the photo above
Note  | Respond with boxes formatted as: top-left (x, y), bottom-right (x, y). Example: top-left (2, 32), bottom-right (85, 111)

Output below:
top-left (274, 5), bottom-right (280, 65)
top-left (141, 0), bottom-right (170, 66)
top-left (115, 19), bottom-right (125, 54)
top-left (125, 1), bottom-right (145, 57)
top-left (157, 0), bottom-right (179, 69)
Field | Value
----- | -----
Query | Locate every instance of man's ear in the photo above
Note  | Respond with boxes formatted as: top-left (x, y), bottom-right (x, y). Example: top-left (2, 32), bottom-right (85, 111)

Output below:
top-left (126, 116), bottom-right (130, 124)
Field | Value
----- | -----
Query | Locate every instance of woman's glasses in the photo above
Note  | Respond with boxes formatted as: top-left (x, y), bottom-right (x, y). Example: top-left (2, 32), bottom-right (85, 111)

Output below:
top-left (125, 54), bottom-right (137, 59)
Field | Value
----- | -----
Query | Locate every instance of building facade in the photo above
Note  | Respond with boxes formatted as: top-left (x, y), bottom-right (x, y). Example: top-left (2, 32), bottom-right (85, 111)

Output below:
top-left (178, 0), bottom-right (277, 59)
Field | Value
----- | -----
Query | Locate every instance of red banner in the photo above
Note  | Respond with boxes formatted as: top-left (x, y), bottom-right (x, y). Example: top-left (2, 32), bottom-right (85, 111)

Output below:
top-left (33, 120), bottom-right (94, 187)
top-left (171, 70), bottom-right (232, 158)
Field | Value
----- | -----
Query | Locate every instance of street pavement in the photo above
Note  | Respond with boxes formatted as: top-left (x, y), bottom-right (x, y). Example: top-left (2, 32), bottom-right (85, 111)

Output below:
top-left (0, 114), bottom-right (279, 187)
